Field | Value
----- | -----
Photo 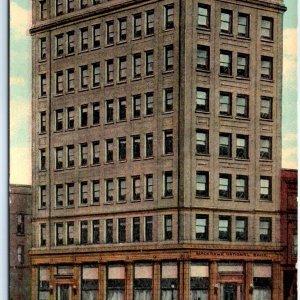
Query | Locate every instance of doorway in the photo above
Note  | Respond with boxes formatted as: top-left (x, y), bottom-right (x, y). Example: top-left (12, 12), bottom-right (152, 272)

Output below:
top-left (220, 283), bottom-right (243, 300)
top-left (57, 284), bottom-right (72, 300)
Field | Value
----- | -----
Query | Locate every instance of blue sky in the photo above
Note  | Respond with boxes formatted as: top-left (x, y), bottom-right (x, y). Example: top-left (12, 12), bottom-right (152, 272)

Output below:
top-left (10, 0), bottom-right (298, 184)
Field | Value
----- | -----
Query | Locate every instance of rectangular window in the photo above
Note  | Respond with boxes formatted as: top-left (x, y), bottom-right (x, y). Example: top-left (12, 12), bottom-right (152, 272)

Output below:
top-left (55, 147), bottom-right (63, 169)
top-left (56, 223), bottom-right (63, 245)
top-left (132, 136), bottom-right (141, 159)
top-left (40, 111), bottom-right (46, 133)
top-left (220, 50), bottom-right (232, 75)
top-left (17, 214), bottom-right (24, 235)
top-left (118, 177), bottom-right (126, 202)
top-left (106, 139), bottom-right (113, 163)
top-left (164, 130), bottom-right (173, 155)
top-left (219, 174), bottom-right (232, 199)
top-left (119, 17), bottom-right (127, 41)
top-left (236, 176), bottom-right (248, 200)
top-left (260, 136), bottom-right (272, 160)
top-left (145, 92), bottom-right (154, 115)
top-left (161, 262), bottom-right (178, 299)
top-left (132, 176), bottom-right (141, 200)
top-left (132, 217), bottom-right (140, 242)
top-left (92, 62), bottom-right (100, 87)
top-left (259, 218), bottom-right (272, 242)
top-left (17, 245), bottom-right (24, 264)
top-left (236, 217), bottom-right (248, 241)
top-left (260, 177), bottom-right (272, 200)
top-left (145, 50), bottom-right (154, 76)
top-left (40, 74), bottom-right (46, 97)
top-left (253, 264), bottom-right (272, 298)
top-left (93, 24), bottom-right (101, 48)
top-left (145, 216), bottom-right (153, 241)
top-left (261, 17), bottom-right (273, 40)
top-left (236, 94), bottom-right (249, 118)
top-left (67, 107), bottom-right (75, 129)
top-left (80, 0), bottom-right (88, 8)
top-left (67, 145), bottom-right (74, 168)
top-left (219, 92), bottom-right (232, 116)
top-left (293, 234), bottom-right (298, 256)
top-left (92, 220), bottom-right (100, 243)
top-left (132, 94), bottom-right (141, 118)
top-left (190, 262), bottom-right (209, 299)
top-left (196, 87), bottom-right (209, 112)
top-left (219, 133), bottom-right (232, 157)
top-left (237, 53), bottom-right (249, 78)
top-left (197, 45), bottom-right (210, 71)
top-left (196, 172), bottom-right (209, 198)
top-left (118, 97), bottom-right (126, 121)
top-left (196, 130), bottom-right (209, 155)
top-left (106, 179), bottom-right (114, 202)
top-left (106, 59), bottom-right (114, 83)
top-left (164, 45), bottom-right (174, 71)
top-left (164, 215), bottom-right (172, 240)
top-left (236, 135), bottom-right (248, 159)
top-left (40, 37), bottom-right (46, 60)
top-left (92, 102), bottom-right (100, 125)
top-left (40, 149), bottom-right (46, 171)
top-left (67, 222), bottom-right (74, 245)
top-left (145, 174), bottom-right (153, 199)
top-left (133, 13), bottom-right (142, 38)
top-left (81, 221), bottom-right (88, 244)
top-left (118, 218), bottom-right (126, 243)
top-left (81, 27), bottom-right (88, 51)
top-left (261, 56), bottom-right (273, 80)
top-left (38, 266), bottom-right (50, 299)
top-left (80, 181), bottom-right (88, 204)
top-left (220, 10), bottom-right (232, 34)
top-left (145, 133), bottom-right (153, 157)
top-left (81, 265), bottom-right (99, 300)
top-left (107, 265), bottom-right (125, 298)
top-left (92, 141), bottom-right (100, 165)
top-left (67, 31), bottom-right (75, 54)
top-left (164, 87), bottom-right (173, 112)
top-left (40, 186), bottom-right (46, 208)
top-left (118, 137), bottom-right (126, 161)
top-left (260, 96), bottom-right (272, 120)
top-left (40, 223), bottom-right (46, 246)
top-left (106, 219), bottom-right (113, 243)
top-left (219, 216), bottom-right (231, 241)
top-left (198, 4), bottom-right (210, 28)
top-left (92, 180), bottom-right (100, 204)
top-left (164, 171), bottom-right (173, 197)
top-left (106, 99), bottom-right (114, 123)
top-left (80, 143), bottom-right (88, 166)
top-left (56, 71), bottom-right (63, 94)
top-left (66, 182), bottom-right (74, 206)
top-left (118, 56), bottom-right (127, 81)
top-left (146, 10), bottom-right (154, 35)
top-left (238, 13), bottom-right (250, 37)
top-left (40, 1), bottom-right (47, 20)
top-left (67, 68), bottom-right (74, 92)
top-left (106, 20), bottom-right (114, 45)
top-left (196, 214), bottom-right (208, 240)
top-left (56, 34), bottom-right (63, 57)
top-left (80, 65), bottom-right (89, 89)
top-left (133, 53), bottom-right (142, 79)
top-left (67, 0), bottom-right (74, 12)
top-left (133, 263), bottom-right (153, 299)
top-left (165, 4), bottom-right (174, 29)
top-left (55, 109), bottom-right (63, 131)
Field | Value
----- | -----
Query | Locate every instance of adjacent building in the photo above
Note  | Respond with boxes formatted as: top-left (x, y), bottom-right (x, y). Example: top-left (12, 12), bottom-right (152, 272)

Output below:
top-left (30, 0), bottom-right (286, 299)
top-left (9, 184), bottom-right (32, 300)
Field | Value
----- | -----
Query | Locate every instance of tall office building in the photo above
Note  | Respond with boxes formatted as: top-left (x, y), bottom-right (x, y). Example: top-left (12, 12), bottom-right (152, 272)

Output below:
top-left (30, 0), bottom-right (286, 299)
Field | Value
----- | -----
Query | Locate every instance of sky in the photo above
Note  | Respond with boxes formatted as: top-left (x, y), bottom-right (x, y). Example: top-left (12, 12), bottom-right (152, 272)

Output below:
top-left (10, 0), bottom-right (298, 184)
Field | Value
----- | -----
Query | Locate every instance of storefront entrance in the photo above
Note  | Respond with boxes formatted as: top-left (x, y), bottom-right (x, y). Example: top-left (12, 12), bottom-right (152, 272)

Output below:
top-left (57, 284), bottom-right (72, 300)
top-left (221, 283), bottom-right (243, 300)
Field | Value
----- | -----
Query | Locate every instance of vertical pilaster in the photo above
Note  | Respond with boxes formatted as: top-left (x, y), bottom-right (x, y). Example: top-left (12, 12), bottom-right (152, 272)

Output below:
top-left (32, 267), bottom-right (37, 300)
top-left (50, 265), bottom-right (55, 300)
top-left (126, 262), bottom-right (133, 300)
top-left (153, 262), bottom-right (160, 300)
top-left (74, 265), bottom-right (80, 300)
top-left (182, 260), bottom-right (190, 300)
top-left (272, 263), bottom-right (282, 300)
top-left (210, 261), bottom-right (217, 300)
top-left (99, 264), bottom-right (106, 300)
top-left (245, 262), bottom-right (253, 300)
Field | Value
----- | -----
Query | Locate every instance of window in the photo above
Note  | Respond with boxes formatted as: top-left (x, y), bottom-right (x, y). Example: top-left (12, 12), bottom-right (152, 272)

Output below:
top-left (55, 147), bottom-right (63, 169)
top-left (56, 34), bottom-right (63, 57)
top-left (164, 215), bottom-right (172, 240)
top-left (164, 87), bottom-right (173, 112)
top-left (106, 59), bottom-right (114, 83)
top-left (196, 172), bottom-right (209, 198)
top-left (260, 136), bottom-right (272, 160)
top-left (106, 219), bottom-right (113, 243)
top-left (261, 56), bottom-right (273, 80)
top-left (118, 177), bottom-right (126, 201)
top-left (196, 214), bottom-right (208, 240)
top-left (190, 262), bottom-right (209, 299)
top-left (106, 179), bottom-right (114, 202)
top-left (40, 74), bottom-right (46, 97)
top-left (119, 17), bottom-right (127, 41)
top-left (81, 265), bottom-right (99, 300)
top-left (133, 53), bottom-right (142, 79)
top-left (67, 145), bottom-right (74, 168)
top-left (219, 133), bottom-right (232, 157)
top-left (132, 217), bottom-right (140, 242)
top-left (133, 263), bottom-right (153, 299)
top-left (17, 245), bottom-right (24, 264)
top-left (40, 111), bottom-right (46, 133)
top-left (164, 130), bottom-right (173, 154)
top-left (260, 177), bottom-right (272, 200)
top-left (261, 17), bottom-right (273, 40)
top-left (40, 1), bottom-right (47, 20)
top-left (164, 171), bottom-right (173, 197)
top-left (236, 175), bottom-right (248, 200)
top-left (56, 71), bottom-right (63, 94)
top-left (40, 37), bottom-right (46, 60)
top-left (67, 31), bottom-right (75, 54)
top-left (67, 107), bottom-right (74, 129)
top-left (106, 99), bottom-right (114, 123)
top-left (219, 174), bottom-right (232, 199)
top-left (80, 65), bottom-right (89, 89)
top-left (55, 109), bottom-right (63, 131)
top-left (67, 0), bottom-right (74, 12)
top-left (17, 214), bottom-right (24, 235)
top-left (92, 180), bottom-right (100, 204)
top-left (92, 62), bottom-right (100, 87)
top-left (80, 143), bottom-right (88, 166)
top-left (56, 0), bottom-right (63, 15)
top-left (67, 68), bottom-right (74, 92)
top-left (81, 221), bottom-right (88, 244)
top-left (118, 137), bottom-right (126, 161)
top-left (145, 92), bottom-right (154, 115)
top-left (145, 216), bottom-right (153, 241)
top-left (132, 176), bottom-right (141, 200)
top-left (260, 96), bottom-right (272, 120)
top-left (40, 223), bottom-right (46, 246)
top-left (56, 223), bottom-right (63, 245)
top-left (92, 102), bottom-right (100, 125)
top-left (145, 133), bottom-right (153, 157)
top-left (145, 50), bottom-right (154, 76)
top-left (38, 266), bottom-right (50, 299)
top-left (106, 21), bottom-right (114, 45)
top-left (237, 53), bottom-right (249, 78)
top-left (197, 45), bottom-right (210, 71)
top-left (66, 182), bottom-right (74, 206)
top-left (220, 10), bottom-right (232, 34)
top-left (132, 136), bottom-right (141, 159)
top-left (106, 139), bottom-right (114, 163)
top-left (198, 4), bottom-right (210, 28)
top-left (259, 218), bottom-right (272, 242)
top-left (196, 87), bottom-right (209, 112)
top-left (80, 0), bottom-right (88, 8)
top-left (93, 24), bottom-right (101, 48)
top-left (293, 234), bottom-right (297, 256)
top-left (133, 13), bottom-right (142, 38)
top-left (253, 264), bottom-right (272, 298)
top-left (67, 222), bottom-right (74, 245)
top-left (118, 97), bottom-right (126, 121)
top-left (40, 186), bottom-right (46, 208)
top-left (132, 94), bottom-right (141, 118)
top-left (118, 56), bottom-right (127, 81)
top-left (220, 50), bottom-right (232, 75)
top-left (238, 13), bottom-right (249, 37)
top-left (40, 149), bottom-right (46, 171)
top-left (145, 174), bottom-right (153, 199)
top-left (92, 220), bottom-right (100, 243)
top-left (219, 92), bottom-right (232, 116)
top-left (236, 217), bottom-right (248, 241)
top-left (165, 4), bottom-right (174, 29)
top-left (80, 181), bottom-right (88, 204)
top-left (161, 262), bottom-right (178, 299)
top-left (236, 135), bottom-right (248, 159)
top-left (118, 218), bottom-right (126, 243)
top-left (164, 45), bottom-right (174, 71)
top-left (219, 216), bottom-right (231, 240)
top-left (81, 27), bottom-right (88, 51)
top-left (236, 94), bottom-right (249, 118)
top-left (93, 0), bottom-right (101, 4)
top-left (107, 265), bottom-right (125, 298)
top-left (146, 10), bottom-right (154, 35)
top-left (196, 130), bottom-right (209, 155)
top-left (92, 141), bottom-right (100, 164)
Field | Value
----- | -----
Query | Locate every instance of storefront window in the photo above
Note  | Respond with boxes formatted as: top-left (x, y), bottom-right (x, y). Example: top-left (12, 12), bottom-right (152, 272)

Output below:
top-left (133, 263), bottom-right (152, 300)
top-left (161, 262), bottom-right (178, 300)
top-left (38, 266), bottom-right (50, 300)
top-left (107, 265), bottom-right (125, 300)
top-left (81, 265), bottom-right (99, 300)
top-left (253, 264), bottom-right (272, 300)
top-left (190, 262), bottom-right (209, 300)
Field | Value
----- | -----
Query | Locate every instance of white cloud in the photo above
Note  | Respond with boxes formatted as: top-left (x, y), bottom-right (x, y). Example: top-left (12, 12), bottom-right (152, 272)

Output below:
top-left (10, 76), bottom-right (25, 87)
top-left (10, 146), bottom-right (31, 185)
top-left (10, 2), bottom-right (32, 38)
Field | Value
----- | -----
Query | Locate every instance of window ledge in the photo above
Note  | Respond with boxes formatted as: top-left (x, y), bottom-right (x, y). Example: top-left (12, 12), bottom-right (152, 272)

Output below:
top-left (196, 26), bottom-right (210, 32)
top-left (196, 153), bottom-right (210, 157)
top-left (65, 167), bottom-right (75, 170)
top-left (161, 196), bottom-right (173, 199)
top-left (104, 122), bottom-right (114, 126)
top-left (195, 110), bottom-right (210, 114)
top-left (79, 165), bottom-right (89, 169)
top-left (162, 69), bottom-right (174, 75)
top-left (91, 203), bottom-right (100, 206)
top-left (53, 130), bottom-right (63, 133)
top-left (117, 200), bottom-right (127, 204)
top-left (116, 119), bottom-right (127, 123)
top-left (219, 74), bottom-right (233, 79)
top-left (196, 68), bottom-right (210, 74)
top-left (261, 38), bottom-right (274, 44)
top-left (103, 202), bottom-right (114, 205)
top-left (218, 114), bottom-right (233, 119)
top-left (78, 204), bottom-right (89, 207)
top-left (53, 56), bottom-right (64, 60)
top-left (131, 199), bottom-right (141, 203)
top-left (78, 88), bottom-right (89, 92)
top-left (132, 37), bottom-right (142, 41)
top-left (39, 169), bottom-right (47, 173)
top-left (90, 124), bottom-right (100, 128)
top-left (145, 198), bottom-right (154, 201)
top-left (116, 80), bottom-right (127, 85)
top-left (54, 169), bottom-right (64, 172)
top-left (236, 76), bottom-right (250, 81)
top-left (219, 157), bottom-right (233, 160)
top-left (91, 163), bottom-right (101, 167)
top-left (66, 128), bottom-right (75, 132)
top-left (218, 198), bottom-right (232, 201)
top-left (259, 199), bottom-right (273, 202)
top-left (144, 33), bottom-right (155, 38)
top-left (131, 117), bottom-right (141, 121)
top-left (104, 82), bottom-right (114, 87)
top-left (66, 206), bottom-right (75, 209)
top-left (39, 96), bottom-right (47, 100)
top-left (235, 116), bottom-right (250, 121)
top-left (260, 78), bottom-right (274, 83)
top-left (65, 53), bottom-right (75, 57)
top-left (259, 159), bottom-right (273, 162)
top-left (38, 207), bottom-right (47, 211)
top-left (235, 199), bottom-right (250, 203)
top-left (91, 46), bottom-right (101, 51)
top-left (236, 36), bottom-right (251, 41)
top-left (235, 158), bottom-right (249, 162)
top-left (162, 111), bottom-right (174, 115)
top-left (220, 32), bottom-right (234, 37)
top-left (143, 114), bottom-right (154, 118)
top-left (162, 153), bottom-right (174, 157)
top-left (132, 158), bottom-right (142, 161)
top-left (195, 196), bottom-right (209, 199)
top-left (260, 118), bottom-right (273, 122)
top-left (79, 50), bottom-right (89, 54)
top-left (117, 40), bottom-right (127, 45)
top-left (105, 43), bottom-right (115, 48)
top-left (131, 77), bottom-right (142, 82)
top-left (118, 159), bottom-right (127, 163)
top-left (104, 162), bottom-right (114, 165)
top-left (54, 93), bottom-right (64, 97)
top-left (144, 156), bottom-right (154, 160)
top-left (145, 74), bottom-right (154, 79)
top-left (164, 28), bottom-right (175, 32)
top-left (66, 90), bottom-right (75, 95)
top-left (54, 206), bottom-right (64, 210)
top-left (91, 85), bottom-right (101, 90)
top-left (16, 233), bottom-right (25, 236)
top-left (38, 59), bottom-right (47, 63)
